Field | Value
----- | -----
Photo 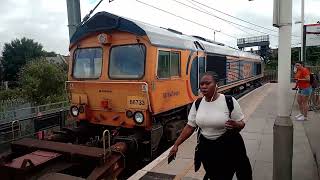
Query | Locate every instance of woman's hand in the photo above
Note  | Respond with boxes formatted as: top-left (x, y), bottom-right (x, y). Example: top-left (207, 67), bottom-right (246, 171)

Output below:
top-left (167, 124), bottom-right (195, 163)
top-left (168, 145), bottom-right (178, 160)
top-left (225, 120), bottom-right (245, 130)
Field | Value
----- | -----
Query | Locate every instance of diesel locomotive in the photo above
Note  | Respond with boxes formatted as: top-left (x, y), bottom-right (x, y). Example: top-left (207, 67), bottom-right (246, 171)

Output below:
top-left (66, 11), bottom-right (263, 160)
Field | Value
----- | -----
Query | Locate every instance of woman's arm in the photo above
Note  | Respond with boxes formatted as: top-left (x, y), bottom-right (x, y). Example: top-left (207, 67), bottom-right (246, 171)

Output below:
top-left (225, 97), bottom-right (246, 130)
top-left (174, 124), bottom-right (196, 147)
top-left (297, 75), bottom-right (310, 81)
top-left (168, 124), bottom-right (196, 157)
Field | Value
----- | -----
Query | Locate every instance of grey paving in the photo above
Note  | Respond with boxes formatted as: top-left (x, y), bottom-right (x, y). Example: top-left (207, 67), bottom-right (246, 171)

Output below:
top-left (129, 83), bottom-right (319, 180)
top-left (300, 106), bottom-right (320, 179)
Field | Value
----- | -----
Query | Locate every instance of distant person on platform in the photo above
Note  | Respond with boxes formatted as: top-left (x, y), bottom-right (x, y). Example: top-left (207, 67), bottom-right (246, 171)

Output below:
top-left (294, 62), bottom-right (312, 121)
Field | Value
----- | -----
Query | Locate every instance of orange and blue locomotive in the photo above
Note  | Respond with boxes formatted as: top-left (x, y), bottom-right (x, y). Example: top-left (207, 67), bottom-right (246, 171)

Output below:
top-left (66, 11), bottom-right (263, 159)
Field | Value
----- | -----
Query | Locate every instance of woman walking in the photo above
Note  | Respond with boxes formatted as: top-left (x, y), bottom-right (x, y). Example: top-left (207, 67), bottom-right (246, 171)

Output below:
top-left (169, 71), bottom-right (252, 180)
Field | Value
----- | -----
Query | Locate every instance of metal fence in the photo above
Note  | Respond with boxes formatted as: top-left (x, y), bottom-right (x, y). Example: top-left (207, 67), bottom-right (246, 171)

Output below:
top-left (262, 70), bottom-right (278, 83)
top-left (0, 99), bottom-right (29, 112)
top-left (0, 102), bottom-right (73, 152)
top-left (0, 101), bottom-right (69, 122)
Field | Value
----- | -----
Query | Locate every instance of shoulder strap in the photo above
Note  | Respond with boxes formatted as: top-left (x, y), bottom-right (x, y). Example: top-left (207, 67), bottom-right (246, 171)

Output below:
top-left (225, 95), bottom-right (234, 118)
top-left (194, 97), bottom-right (203, 138)
top-left (195, 97), bottom-right (203, 111)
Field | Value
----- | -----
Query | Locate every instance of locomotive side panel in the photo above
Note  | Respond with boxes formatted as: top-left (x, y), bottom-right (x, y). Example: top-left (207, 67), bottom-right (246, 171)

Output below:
top-left (149, 49), bottom-right (198, 115)
top-left (240, 60), bottom-right (254, 79)
top-left (226, 57), bottom-right (240, 84)
top-left (238, 58), bottom-right (262, 80)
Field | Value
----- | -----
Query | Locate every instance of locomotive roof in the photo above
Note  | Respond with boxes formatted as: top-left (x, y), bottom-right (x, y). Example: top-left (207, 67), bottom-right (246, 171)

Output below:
top-left (71, 11), bottom-right (261, 60)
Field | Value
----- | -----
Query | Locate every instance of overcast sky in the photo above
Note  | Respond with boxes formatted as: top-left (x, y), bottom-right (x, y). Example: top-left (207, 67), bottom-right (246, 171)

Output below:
top-left (0, 0), bottom-right (319, 55)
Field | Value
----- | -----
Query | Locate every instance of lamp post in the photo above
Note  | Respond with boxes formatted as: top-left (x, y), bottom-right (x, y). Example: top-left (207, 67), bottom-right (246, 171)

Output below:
top-left (294, 0), bottom-right (305, 62)
top-left (295, 21), bottom-right (303, 62)
top-left (66, 0), bottom-right (81, 40)
top-left (300, 0), bottom-right (305, 62)
top-left (273, 0), bottom-right (293, 179)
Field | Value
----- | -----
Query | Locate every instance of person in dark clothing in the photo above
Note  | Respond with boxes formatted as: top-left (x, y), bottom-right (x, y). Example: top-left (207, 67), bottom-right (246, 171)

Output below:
top-left (168, 71), bottom-right (252, 180)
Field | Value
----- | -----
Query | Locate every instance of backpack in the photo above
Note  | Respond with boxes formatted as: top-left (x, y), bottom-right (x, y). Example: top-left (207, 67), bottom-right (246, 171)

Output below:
top-left (310, 73), bottom-right (319, 88)
top-left (194, 95), bottom-right (234, 118)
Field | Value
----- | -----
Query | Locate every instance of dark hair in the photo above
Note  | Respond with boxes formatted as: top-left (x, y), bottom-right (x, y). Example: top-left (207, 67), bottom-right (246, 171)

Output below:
top-left (201, 71), bottom-right (219, 82)
top-left (295, 61), bottom-right (305, 67)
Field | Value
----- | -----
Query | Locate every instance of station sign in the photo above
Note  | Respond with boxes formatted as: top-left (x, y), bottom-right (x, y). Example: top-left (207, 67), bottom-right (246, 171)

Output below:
top-left (305, 24), bottom-right (320, 47)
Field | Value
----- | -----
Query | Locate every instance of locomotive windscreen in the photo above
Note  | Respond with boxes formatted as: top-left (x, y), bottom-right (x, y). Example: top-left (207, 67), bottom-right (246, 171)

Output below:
top-left (206, 55), bottom-right (227, 85)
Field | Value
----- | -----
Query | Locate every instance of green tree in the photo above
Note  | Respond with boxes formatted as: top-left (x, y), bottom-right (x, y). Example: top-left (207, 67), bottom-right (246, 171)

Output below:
top-left (0, 88), bottom-right (21, 101)
top-left (265, 49), bottom-right (278, 70)
top-left (0, 59), bottom-right (3, 82)
top-left (306, 46), bottom-right (320, 66)
top-left (19, 58), bottom-right (67, 105)
top-left (291, 47), bottom-right (300, 63)
top-left (2, 37), bottom-right (44, 82)
top-left (264, 46), bottom-right (320, 70)
top-left (43, 51), bottom-right (57, 57)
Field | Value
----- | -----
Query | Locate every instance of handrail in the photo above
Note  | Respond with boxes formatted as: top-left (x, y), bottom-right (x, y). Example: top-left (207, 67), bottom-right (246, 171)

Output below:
top-left (102, 129), bottom-right (111, 162)
top-left (0, 124), bottom-right (63, 146)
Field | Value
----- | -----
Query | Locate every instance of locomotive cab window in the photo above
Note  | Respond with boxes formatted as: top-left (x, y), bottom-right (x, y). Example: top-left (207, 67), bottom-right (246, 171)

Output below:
top-left (157, 51), bottom-right (180, 78)
top-left (109, 44), bottom-right (146, 79)
top-left (73, 48), bottom-right (102, 79)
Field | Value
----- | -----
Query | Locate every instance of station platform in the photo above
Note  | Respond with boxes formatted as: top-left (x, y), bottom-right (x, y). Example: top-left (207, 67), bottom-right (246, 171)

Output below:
top-left (129, 83), bottom-right (319, 180)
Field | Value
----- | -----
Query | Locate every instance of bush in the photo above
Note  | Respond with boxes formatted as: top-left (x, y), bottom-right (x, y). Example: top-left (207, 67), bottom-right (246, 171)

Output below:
top-left (0, 89), bottom-right (21, 101)
top-left (19, 58), bottom-right (67, 105)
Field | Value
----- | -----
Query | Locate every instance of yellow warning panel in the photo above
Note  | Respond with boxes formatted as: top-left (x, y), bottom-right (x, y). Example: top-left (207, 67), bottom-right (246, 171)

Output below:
top-left (127, 96), bottom-right (148, 110)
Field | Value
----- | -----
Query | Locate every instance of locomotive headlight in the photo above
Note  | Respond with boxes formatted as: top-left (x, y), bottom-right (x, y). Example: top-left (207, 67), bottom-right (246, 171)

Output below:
top-left (134, 112), bottom-right (144, 124)
top-left (97, 33), bottom-right (111, 45)
top-left (70, 106), bottom-right (79, 117)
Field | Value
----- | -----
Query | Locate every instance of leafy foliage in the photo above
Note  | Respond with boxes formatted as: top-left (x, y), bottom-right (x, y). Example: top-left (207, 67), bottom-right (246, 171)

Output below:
top-left (0, 60), bottom-right (3, 82)
top-left (265, 46), bottom-right (320, 70)
top-left (305, 46), bottom-right (320, 66)
top-left (0, 88), bottom-right (21, 101)
top-left (43, 51), bottom-right (57, 57)
top-left (19, 58), bottom-right (67, 105)
top-left (2, 37), bottom-right (44, 82)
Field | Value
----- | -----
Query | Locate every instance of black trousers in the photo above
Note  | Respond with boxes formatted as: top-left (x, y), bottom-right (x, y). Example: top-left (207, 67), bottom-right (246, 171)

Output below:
top-left (198, 132), bottom-right (252, 180)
